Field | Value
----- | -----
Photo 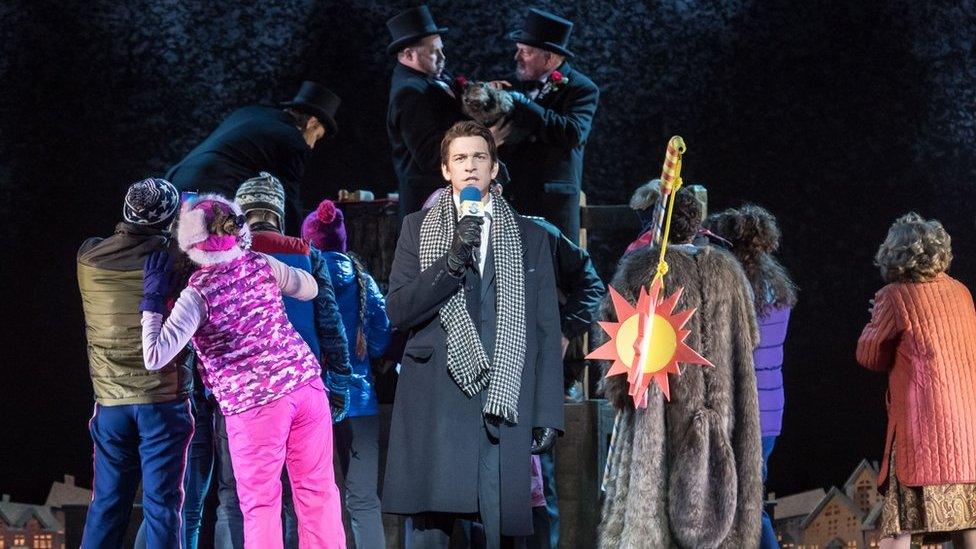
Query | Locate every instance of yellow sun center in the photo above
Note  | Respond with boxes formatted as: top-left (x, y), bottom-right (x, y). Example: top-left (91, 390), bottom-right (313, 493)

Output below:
top-left (614, 313), bottom-right (678, 374)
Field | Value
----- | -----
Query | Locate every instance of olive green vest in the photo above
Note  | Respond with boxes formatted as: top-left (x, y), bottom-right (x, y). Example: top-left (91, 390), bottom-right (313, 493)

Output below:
top-left (78, 262), bottom-right (192, 405)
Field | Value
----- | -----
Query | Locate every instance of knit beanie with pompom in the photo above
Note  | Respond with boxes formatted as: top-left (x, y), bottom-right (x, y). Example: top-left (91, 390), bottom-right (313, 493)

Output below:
top-left (301, 199), bottom-right (347, 252)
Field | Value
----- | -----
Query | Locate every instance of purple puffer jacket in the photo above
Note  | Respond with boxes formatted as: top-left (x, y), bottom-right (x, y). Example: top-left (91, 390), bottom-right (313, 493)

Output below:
top-left (754, 305), bottom-right (791, 437)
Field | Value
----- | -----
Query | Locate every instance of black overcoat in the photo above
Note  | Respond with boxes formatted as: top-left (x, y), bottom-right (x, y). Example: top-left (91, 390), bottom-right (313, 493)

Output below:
top-left (386, 63), bottom-right (466, 220)
top-left (501, 62), bottom-right (600, 243)
top-left (166, 106), bottom-right (310, 236)
top-left (382, 209), bottom-right (565, 536)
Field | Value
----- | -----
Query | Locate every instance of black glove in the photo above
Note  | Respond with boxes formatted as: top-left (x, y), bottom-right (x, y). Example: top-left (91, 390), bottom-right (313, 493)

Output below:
top-left (530, 427), bottom-right (557, 455)
top-left (447, 215), bottom-right (483, 275)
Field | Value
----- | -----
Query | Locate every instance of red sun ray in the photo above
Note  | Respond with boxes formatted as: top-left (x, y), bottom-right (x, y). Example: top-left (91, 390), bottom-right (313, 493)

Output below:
top-left (608, 286), bottom-right (636, 320)
top-left (659, 286), bottom-right (684, 313)
top-left (588, 278), bottom-right (713, 408)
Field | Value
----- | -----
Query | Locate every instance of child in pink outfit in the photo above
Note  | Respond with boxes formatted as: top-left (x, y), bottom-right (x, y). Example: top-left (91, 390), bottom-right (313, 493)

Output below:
top-left (139, 194), bottom-right (345, 549)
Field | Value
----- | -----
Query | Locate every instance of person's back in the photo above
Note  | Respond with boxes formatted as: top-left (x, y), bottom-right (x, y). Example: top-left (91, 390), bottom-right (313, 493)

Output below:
top-left (250, 230), bottom-right (321, 357)
top-left (860, 274), bottom-right (976, 484)
top-left (754, 305), bottom-right (790, 435)
top-left (303, 196), bottom-right (390, 549)
top-left (324, 250), bottom-right (391, 417)
top-left (599, 188), bottom-right (762, 549)
top-left (167, 106), bottom-right (308, 199)
top-left (168, 81), bottom-right (342, 236)
top-left (78, 224), bottom-right (193, 404)
top-left (77, 178), bottom-right (194, 549)
top-left (141, 193), bottom-right (346, 547)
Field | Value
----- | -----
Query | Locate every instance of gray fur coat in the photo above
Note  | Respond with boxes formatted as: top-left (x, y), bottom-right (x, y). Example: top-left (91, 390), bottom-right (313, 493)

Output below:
top-left (597, 244), bottom-right (763, 549)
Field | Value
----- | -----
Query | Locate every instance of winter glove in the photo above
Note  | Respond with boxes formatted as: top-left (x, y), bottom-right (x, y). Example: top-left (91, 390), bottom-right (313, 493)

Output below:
top-left (326, 371), bottom-right (352, 423)
top-left (447, 215), bottom-right (484, 276)
top-left (530, 427), bottom-right (557, 455)
top-left (141, 250), bottom-right (174, 315)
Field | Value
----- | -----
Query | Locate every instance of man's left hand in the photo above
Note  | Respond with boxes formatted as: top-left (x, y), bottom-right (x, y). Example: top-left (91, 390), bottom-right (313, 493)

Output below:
top-left (530, 427), bottom-right (557, 455)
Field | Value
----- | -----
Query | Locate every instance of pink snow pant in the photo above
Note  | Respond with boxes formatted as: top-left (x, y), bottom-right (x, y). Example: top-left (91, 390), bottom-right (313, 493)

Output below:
top-left (224, 378), bottom-right (345, 549)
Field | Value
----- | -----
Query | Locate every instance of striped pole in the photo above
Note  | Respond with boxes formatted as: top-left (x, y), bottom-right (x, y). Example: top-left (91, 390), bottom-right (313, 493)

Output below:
top-left (603, 136), bottom-right (686, 491)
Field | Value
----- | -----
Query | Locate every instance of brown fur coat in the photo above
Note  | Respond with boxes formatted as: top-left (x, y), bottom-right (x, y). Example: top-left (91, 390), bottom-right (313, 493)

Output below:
top-left (597, 244), bottom-right (763, 549)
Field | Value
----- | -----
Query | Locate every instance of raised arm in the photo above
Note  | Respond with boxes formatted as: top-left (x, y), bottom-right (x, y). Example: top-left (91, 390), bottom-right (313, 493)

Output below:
top-left (386, 215), bottom-right (465, 331)
top-left (142, 287), bottom-right (205, 371)
top-left (261, 253), bottom-right (318, 300)
top-left (510, 81), bottom-right (599, 149)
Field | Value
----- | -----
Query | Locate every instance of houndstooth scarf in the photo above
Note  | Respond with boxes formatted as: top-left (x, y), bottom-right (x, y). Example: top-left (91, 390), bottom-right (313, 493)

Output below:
top-left (418, 188), bottom-right (527, 424)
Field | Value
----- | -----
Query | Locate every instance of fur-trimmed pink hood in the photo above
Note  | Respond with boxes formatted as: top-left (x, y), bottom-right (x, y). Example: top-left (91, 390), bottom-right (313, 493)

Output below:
top-left (176, 193), bottom-right (252, 265)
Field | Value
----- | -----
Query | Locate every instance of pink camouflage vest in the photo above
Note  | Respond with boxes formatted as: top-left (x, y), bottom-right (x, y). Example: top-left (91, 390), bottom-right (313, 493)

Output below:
top-left (189, 251), bottom-right (321, 415)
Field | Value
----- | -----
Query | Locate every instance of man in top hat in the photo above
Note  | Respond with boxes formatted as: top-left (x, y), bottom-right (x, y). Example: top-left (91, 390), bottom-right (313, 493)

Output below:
top-left (167, 80), bottom-right (341, 236)
top-left (494, 9), bottom-right (599, 244)
top-left (386, 5), bottom-right (466, 222)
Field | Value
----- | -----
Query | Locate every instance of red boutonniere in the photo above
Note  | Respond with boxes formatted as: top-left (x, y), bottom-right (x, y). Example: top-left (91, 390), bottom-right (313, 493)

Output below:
top-left (538, 70), bottom-right (568, 100)
top-left (454, 75), bottom-right (469, 88)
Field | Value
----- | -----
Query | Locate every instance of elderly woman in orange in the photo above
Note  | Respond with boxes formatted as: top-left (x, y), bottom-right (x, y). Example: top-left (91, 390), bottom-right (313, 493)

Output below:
top-left (857, 212), bottom-right (976, 549)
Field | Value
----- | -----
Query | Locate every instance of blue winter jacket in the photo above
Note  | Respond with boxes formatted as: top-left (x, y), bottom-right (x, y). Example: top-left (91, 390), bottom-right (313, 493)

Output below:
top-left (324, 251), bottom-right (391, 417)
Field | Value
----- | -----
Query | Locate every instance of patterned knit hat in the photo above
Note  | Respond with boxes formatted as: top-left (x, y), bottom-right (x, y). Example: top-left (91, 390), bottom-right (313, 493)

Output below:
top-left (301, 199), bottom-right (347, 252)
top-left (235, 172), bottom-right (286, 223)
top-left (123, 178), bottom-right (179, 227)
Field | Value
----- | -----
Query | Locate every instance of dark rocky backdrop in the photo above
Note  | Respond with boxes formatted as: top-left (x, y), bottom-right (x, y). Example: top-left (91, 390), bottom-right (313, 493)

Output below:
top-left (2, 0), bottom-right (975, 504)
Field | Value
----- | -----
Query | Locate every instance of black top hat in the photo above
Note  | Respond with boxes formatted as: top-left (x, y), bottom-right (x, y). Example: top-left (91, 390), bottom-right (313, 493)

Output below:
top-left (279, 81), bottom-right (341, 136)
top-left (508, 8), bottom-right (575, 58)
top-left (386, 5), bottom-right (449, 55)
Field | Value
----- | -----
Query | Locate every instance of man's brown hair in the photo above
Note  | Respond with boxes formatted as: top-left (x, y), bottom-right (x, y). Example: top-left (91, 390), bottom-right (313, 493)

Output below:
top-left (440, 120), bottom-right (498, 165)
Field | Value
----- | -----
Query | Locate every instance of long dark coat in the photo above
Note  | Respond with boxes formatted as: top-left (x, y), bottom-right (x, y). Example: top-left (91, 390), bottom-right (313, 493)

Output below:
top-left (387, 64), bottom-right (466, 220)
top-left (382, 209), bottom-right (565, 536)
top-left (166, 106), bottom-right (310, 236)
top-left (501, 62), bottom-right (599, 243)
top-left (597, 244), bottom-right (763, 549)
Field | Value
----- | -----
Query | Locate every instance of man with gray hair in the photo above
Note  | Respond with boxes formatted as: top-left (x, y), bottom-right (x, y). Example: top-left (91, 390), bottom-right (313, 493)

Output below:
top-left (495, 8), bottom-right (600, 245)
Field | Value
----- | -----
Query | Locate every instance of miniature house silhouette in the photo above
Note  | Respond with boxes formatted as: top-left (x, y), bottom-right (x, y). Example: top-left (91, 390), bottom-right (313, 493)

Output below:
top-left (771, 459), bottom-right (911, 549)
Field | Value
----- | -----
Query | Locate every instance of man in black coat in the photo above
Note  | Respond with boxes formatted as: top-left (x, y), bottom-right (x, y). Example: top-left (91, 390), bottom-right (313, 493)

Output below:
top-left (496, 9), bottom-right (599, 244)
top-left (166, 81), bottom-right (340, 236)
top-left (383, 121), bottom-right (564, 548)
top-left (385, 5), bottom-right (466, 222)
top-left (524, 215), bottom-right (605, 548)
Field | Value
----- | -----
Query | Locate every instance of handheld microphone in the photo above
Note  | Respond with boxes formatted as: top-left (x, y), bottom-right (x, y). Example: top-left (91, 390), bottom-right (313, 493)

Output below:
top-left (459, 185), bottom-right (484, 268)
top-left (459, 185), bottom-right (484, 218)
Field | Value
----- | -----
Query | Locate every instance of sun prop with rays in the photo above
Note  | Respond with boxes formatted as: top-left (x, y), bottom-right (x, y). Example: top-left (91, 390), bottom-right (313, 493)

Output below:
top-left (588, 277), bottom-right (713, 408)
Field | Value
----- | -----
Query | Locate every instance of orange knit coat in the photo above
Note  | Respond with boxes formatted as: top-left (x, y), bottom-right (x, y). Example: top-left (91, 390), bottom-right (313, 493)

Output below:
top-left (857, 273), bottom-right (976, 488)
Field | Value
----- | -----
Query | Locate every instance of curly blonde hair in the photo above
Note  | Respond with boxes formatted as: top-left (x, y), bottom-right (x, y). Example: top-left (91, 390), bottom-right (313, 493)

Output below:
top-left (875, 212), bottom-right (952, 283)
